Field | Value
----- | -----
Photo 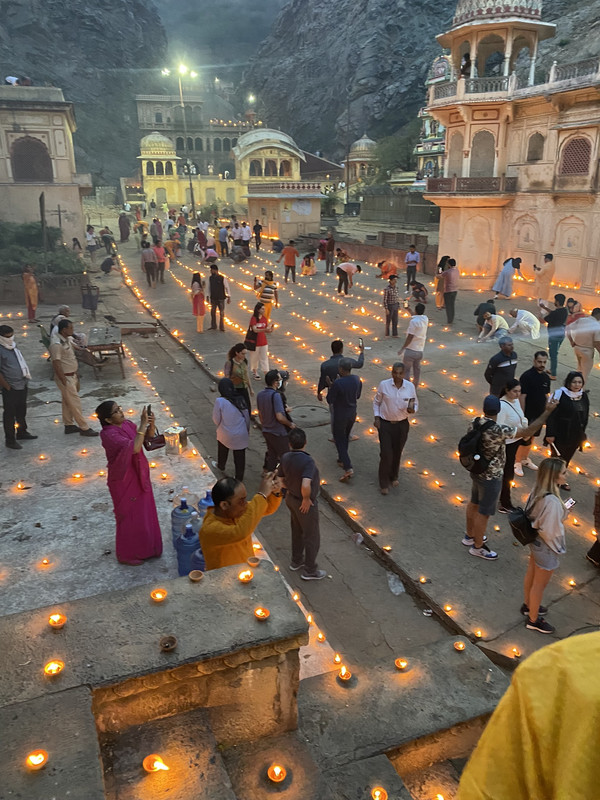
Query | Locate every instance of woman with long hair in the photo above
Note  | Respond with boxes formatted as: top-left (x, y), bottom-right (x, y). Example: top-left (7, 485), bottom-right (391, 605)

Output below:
top-left (191, 271), bottom-right (205, 332)
top-left (435, 254), bottom-right (449, 310)
top-left (545, 371), bottom-right (589, 486)
top-left (224, 342), bottom-right (253, 411)
top-left (212, 378), bottom-right (250, 481)
top-left (95, 401), bottom-right (163, 565)
top-left (522, 457), bottom-right (568, 634)
top-left (497, 379), bottom-right (528, 513)
top-left (247, 301), bottom-right (272, 380)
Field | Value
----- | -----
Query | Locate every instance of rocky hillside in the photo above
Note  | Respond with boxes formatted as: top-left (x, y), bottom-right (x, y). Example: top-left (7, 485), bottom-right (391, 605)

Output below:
top-left (0, 0), bottom-right (167, 183)
top-left (243, 0), bottom-right (600, 159)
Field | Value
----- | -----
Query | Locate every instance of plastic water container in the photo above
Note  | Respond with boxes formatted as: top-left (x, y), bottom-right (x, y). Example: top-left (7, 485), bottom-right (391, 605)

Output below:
top-left (198, 491), bottom-right (214, 520)
top-left (172, 485), bottom-right (200, 509)
top-left (190, 546), bottom-right (206, 573)
top-left (175, 524), bottom-right (200, 576)
top-left (171, 498), bottom-right (193, 546)
top-left (190, 511), bottom-right (202, 535)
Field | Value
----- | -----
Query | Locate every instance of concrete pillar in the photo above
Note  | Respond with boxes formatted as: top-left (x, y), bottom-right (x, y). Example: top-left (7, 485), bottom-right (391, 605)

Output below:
top-left (528, 38), bottom-right (539, 86)
top-left (549, 60), bottom-right (557, 83)
top-left (470, 34), bottom-right (477, 79)
top-left (503, 31), bottom-right (514, 77)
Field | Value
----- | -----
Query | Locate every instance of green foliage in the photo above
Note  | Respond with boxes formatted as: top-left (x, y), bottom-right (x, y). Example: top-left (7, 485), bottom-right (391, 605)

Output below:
top-left (557, 38), bottom-right (570, 47)
top-left (321, 195), bottom-right (337, 215)
top-left (374, 118), bottom-right (421, 180)
top-left (0, 222), bottom-right (84, 276)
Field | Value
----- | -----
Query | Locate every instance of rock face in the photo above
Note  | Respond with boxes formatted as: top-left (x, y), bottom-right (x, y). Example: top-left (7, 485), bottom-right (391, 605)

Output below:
top-left (0, 0), bottom-right (167, 183)
top-left (243, 0), bottom-right (600, 158)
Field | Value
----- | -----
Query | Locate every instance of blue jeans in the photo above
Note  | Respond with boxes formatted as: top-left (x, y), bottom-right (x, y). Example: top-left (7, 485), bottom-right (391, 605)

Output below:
top-left (548, 334), bottom-right (564, 376)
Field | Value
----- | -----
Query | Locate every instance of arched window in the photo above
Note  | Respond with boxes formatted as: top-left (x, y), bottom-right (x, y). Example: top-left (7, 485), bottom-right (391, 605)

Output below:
top-left (155, 161), bottom-right (164, 175)
top-left (279, 159), bottom-right (291, 177)
top-left (249, 160), bottom-right (262, 176)
top-left (223, 138), bottom-right (231, 151)
top-left (232, 138), bottom-right (238, 148)
top-left (214, 139), bottom-right (222, 152)
top-left (174, 107), bottom-right (184, 125)
top-left (469, 130), bottom-right (495, 177)
top-left (195, 137), bottom-right (203, 151)
top-left (165, 161), bottom-right (173, 175)
top-left (155, 112), bottom-right (163, 124)
top-left (560, 137), bottom-right (592, 175)
top-left (146, 161), bottom-right (155, 176)
top-left (526, 133), bottom-right (545, 162)
top-left (187, 137), bottom-right (193, 151)
top-left (447, 131), bottom-right (464, 177)
top-left (11, 136), bottom-right (53, 182)
top-left (265, 159), bottom-right (277, 176)
top-left (176, 137), bottom-right (184, 150)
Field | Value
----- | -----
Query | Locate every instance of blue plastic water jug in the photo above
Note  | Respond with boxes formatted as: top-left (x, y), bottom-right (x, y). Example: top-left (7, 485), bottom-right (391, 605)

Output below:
top-left (198, 491), bottom-right (214, 520)
top-left (171, 498), bottom-right (192, 546)
top-left (190, 546), bottom-right (206, 573)
top-left (190, 511), bottom-right (202, 535)
top-left (175, 524), bottom-right (200, 576)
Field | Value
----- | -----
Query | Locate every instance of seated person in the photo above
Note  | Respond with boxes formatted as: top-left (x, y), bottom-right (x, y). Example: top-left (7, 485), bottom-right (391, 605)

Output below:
top-left (204, 247), bottom-right (219, 264)
top-left (335, 247), bottom-right (349, 264)
top-left (301, 253), bottom-right (316, 276)
top-left (272, 239), bottom-right (284, 253)
top-left (230, 244), bottom-right (246, 262)
top-left (478, 310), bottom-right (509, 341)
top-left (474, 298), bottom-right (496, 331)
top-left (100, 255), bottom-right (119, 276)
top-left (375, 260), bottom-right (398, 279)
top-left (409, 280), bottom-right (428, 302)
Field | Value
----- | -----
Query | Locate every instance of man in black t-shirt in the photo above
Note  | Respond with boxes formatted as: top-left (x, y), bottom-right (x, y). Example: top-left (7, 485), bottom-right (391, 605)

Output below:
top-left (516, 350), bottom-right (551, 475)
top-left (279, 427), bottom-right (326, 581)
top-left (540, 293), bottom-right (567, 379)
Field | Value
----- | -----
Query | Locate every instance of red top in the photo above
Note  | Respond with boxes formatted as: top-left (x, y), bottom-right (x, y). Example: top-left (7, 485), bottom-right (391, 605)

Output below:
top-left (250, 315), bottom-right (268, 347)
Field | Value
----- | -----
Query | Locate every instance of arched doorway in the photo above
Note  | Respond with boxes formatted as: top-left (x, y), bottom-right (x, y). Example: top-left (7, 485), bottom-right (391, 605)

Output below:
top-left (249, 160), bottom-right (262, 176)
top-left (279, 160), bottom-right (291, 177)
top-left (264, 159), bottom-right (277, 176)
top-left (11, 136), bottom-right (53, 182)
top-left (469, 130), bottom-right (495, 177)
top-left (447, 131), bottom-right (464, 177)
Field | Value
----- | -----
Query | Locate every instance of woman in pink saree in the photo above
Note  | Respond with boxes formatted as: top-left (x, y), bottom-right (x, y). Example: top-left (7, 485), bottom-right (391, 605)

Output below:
top-left (96, 401), bottom-right (163, 565)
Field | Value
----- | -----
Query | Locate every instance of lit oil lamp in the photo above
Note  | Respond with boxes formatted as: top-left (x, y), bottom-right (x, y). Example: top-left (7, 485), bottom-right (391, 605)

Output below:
top-left (568, 578), bottom-right (576, 587)
top-left (16, 480), bottom-right (29, 491)
top-left (337, 665), bottom-right (352, 682)
top-left (419, 575), bottom-right (427, 583)
top-left (443, 604), bottom-right (453, 613)
top-left (160, 473), bottom-right (168, 480)
top-left (254, 607), bottom-right (270, 621)
top-left (142, 754), bottom-right (169, 773)
top-left (150, 588), bottom-right (167, 602)
top-left (317, 631), bottom-right (326, 643)
top-left (371, 787), bottom-right (388, 800)
top-left (394, 658), bottom-right (408, 671)
top-left (306, 614), bottom-right (314, 625)
top-left (453, 641), bottom-right (466, 652)
top-left (72, 473), bottom-right (83, 480)
top-left (38, 454), bottom-right (47, 461)
top-left (292, 592), bottom-right (300, 601)
top-left (382, 545), bottom-right (392, 552)
top-left (40, 558), bottom-right (51, 567)
top-left (474, 629), bottom-right (483, 638)
top-left (267, 763), bottom-right (287, 783)
top-left (512, 646), bottom-right (521, 658)
top-left (238, 569), bottom-right (253, 583)
top-left (48, 613), bottom-right (67, 630)
top-left (25, 750), bottom-right (48, 770)
top-left (333, 652), bottom-right (342, 665)
top-left (43, 659), bottom-right (64, 676)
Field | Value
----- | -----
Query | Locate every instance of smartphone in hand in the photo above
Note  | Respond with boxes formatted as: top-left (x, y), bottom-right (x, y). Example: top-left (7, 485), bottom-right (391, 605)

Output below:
top-left (564, 497), bottom-right (577, 509)
top-left (358, 337), bottom-right (363, 348)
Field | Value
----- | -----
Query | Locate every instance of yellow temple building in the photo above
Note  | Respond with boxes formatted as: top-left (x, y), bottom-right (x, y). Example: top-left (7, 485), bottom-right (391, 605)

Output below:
top-left (424, 0), bottom-right (600, 298)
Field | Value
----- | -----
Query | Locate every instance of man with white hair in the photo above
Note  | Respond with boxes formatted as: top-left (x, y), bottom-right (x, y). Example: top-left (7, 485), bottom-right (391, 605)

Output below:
top-left (508, 307), bottom-right (540, 340)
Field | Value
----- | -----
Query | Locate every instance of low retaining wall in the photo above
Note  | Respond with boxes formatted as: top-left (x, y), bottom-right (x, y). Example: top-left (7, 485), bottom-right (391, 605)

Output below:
top-left (300, 233), bottom-right (439, 275)
top-left (0, 272), bottom-right (89, 307)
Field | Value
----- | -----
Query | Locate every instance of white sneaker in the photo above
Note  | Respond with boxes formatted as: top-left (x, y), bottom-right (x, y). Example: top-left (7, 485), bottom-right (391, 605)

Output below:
top-left (514, 462), bottom-right (524, 477)
top-left (523, 459), bottom-right (538, 471)
top-left (469, 544), bottom-right (498, 560)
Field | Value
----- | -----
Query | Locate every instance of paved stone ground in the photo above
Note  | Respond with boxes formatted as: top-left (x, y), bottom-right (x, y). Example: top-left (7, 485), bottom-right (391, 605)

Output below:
top-left (108, 232), bottom-right (600, 666)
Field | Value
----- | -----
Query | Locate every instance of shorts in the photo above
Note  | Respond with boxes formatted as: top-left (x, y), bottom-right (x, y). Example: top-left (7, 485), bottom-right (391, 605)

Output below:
top-left (470, 475), bottom-right (502, 517)
top-left (528, 537), bottom-right (561, 571)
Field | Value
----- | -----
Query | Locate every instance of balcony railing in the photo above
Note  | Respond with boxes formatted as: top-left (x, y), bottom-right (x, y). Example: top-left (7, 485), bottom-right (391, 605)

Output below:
top-left (247, 182), bottom-right (321, 193)
top-left (426, 176), bottom-right (517, 193)
top-left (552, 57), bottom-right (600, 82)
top-left (465, 76), bottom-right (509, 93)
top-left (433, 81), bottom-right (457, 100)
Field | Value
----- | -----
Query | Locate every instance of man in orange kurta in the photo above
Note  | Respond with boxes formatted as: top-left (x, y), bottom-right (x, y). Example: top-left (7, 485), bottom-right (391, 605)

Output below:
top-left (199, 474), bottom-right (282, 570)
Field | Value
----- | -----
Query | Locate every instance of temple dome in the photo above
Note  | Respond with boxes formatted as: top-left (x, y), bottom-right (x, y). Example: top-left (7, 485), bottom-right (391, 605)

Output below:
top-left (232, 128), bottom-right (305, 161)
top-left (349, 133), bottom-right (377, 157)
top-left (452, 0), bottom-right (543, 28)
top-left (139, 132), bottom-right (176, 155)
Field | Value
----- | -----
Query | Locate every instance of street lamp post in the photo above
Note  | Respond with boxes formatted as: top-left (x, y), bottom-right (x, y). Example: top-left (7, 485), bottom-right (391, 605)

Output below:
top-left (162, 65), bottom-right (197, 220)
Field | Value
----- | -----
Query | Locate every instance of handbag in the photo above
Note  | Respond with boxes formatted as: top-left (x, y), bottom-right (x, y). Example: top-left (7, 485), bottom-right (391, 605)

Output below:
top-left (143, 428), bottom-right (166, 452)
top-left (244, 325), bottom-right (258, 352)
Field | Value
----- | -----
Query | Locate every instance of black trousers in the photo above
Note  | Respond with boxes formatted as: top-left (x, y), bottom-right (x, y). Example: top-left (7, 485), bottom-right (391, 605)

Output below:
top-left (285, 264), bottom-right (296, 282)
top-left (217, 440), bottom-right (245, 481)
top-left (262, 431), bottom-right (290, 471)
top-left (219, 240), bottom-right (229, 256)
top-left (255, 236), bottom-right (261, 251)
top-left (332, 411), bottom-right (356, 471)
top-left (156, 261), bottom-right (165, 283)
top-left (286, 494), bottom-right (320, 573)
top-left (385, 304), bottom-right (399, 336)
top-left (336, 267), bottom-right (349, 294)
top-left (444, 291), bottom-right (457, 323)
top-left (378, 418), bottom-right (409, 489)
top-left (2, 386), bottom-right (28, 443)
top-left (210, 300), bottom-right (225, 330)
top-left (406, 264), bottom-right (417, 291)
top-left (500, 440), bottom-right (520, 508)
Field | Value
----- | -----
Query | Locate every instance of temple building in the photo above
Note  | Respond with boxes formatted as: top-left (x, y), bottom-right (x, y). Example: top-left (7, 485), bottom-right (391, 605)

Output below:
top-left (0, 85), bottom-right (91, 242)
top-left (424, 0), bottom-right (600, 298)
top-left (347, 134), bottom-right (378, 184)
top-left (413, 58), bottom-right (450, 179)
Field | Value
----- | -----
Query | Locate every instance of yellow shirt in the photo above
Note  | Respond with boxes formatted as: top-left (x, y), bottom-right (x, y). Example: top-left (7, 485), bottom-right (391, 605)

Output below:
top-left (458, 632), bottom-right (600, 800)
top-left (199, 494), bottom-right (281, 570)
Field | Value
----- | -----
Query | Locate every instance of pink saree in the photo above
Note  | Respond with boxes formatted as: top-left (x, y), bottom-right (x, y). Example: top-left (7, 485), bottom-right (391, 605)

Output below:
top-left (100, 420), bottom-right (163, 562)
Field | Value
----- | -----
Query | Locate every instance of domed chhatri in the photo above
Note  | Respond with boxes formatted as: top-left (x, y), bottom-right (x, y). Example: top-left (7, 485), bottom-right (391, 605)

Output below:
top-left (452, 0), bottom-right (542, 28)
top-left (349, 133), bottom-right (377, 156)
top-left (140, 131), bottom-right (176, 155)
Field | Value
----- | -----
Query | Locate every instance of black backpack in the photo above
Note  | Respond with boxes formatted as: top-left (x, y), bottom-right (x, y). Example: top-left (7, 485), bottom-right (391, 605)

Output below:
top-left (458, 418), bottom-right (495, 474)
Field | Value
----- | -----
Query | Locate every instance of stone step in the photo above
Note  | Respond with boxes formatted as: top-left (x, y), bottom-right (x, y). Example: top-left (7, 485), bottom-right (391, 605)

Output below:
top-left (297, 637), bottom-right (509, 770)
top-left (99, 707), bottom-right (236, 800)
top-left (1, 686), bottom-right (105, 800)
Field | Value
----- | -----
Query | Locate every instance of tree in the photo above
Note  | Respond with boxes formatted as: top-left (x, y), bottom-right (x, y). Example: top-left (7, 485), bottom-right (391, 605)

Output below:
top-left (374, 118), bottom-right (421, 181)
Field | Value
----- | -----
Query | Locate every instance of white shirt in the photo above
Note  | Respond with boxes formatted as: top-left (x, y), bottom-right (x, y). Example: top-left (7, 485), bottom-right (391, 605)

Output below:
top-left (406, 314), bottom-right (429, 352)
top-left (373, 378), bottom-right (418, 422)
top-left (241, 226), bottom-right (252, 241)
top-left (338, 262), bottom-right (359, 275)
top-left (511, 309), bottom-right (540, 339)
top-left (497, 397), bottom-right (527, 444)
